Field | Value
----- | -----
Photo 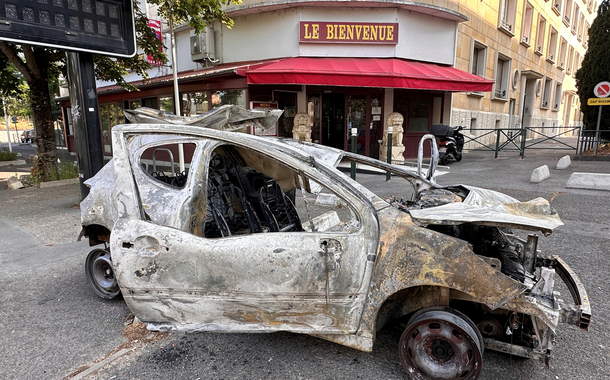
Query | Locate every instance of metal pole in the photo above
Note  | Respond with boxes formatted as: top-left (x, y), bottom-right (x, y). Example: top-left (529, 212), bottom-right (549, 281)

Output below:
top-left (386, 126), bottom-right (393, 181)
top-left (520, 126), bottom-right (526, 158)
top-left (350, 127), bottom-right (357, 180)
top-left (169, 17), bottom-right (186, 172)
top-left (2, 96), bottom-right (12, 152)
top-left (66, 52), bottom-right (104, 199)
top-left (494, 129), bottom-right (501, 158)
top-left (594, 105), bottom-right (602, 156)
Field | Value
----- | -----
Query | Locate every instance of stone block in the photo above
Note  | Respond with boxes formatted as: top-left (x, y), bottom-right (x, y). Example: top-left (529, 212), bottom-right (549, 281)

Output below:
top-left (7, 176), bottom-right (24, 190)
top-left (556, 155), bottom-right (571, 169)
top-left (530, 165), bottom-right (550, 183)
top-left (566, 173), bottom-right (610, 191)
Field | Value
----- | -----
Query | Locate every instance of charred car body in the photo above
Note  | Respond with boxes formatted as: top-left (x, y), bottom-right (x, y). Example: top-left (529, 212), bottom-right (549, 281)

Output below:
top-left (79, 107), bottom-right (590, 380)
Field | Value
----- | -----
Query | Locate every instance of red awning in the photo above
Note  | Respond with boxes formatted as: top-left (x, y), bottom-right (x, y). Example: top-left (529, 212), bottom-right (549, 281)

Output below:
top-left (240, 57), bottom-right (494, 92)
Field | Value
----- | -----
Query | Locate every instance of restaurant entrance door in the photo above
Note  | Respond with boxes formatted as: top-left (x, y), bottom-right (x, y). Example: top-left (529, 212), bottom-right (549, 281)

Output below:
top-left (309, 90), bottom-right (383, 158)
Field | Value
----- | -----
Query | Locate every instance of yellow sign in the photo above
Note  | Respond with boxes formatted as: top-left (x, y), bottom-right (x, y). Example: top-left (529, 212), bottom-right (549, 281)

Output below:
top-left (588, 98), bottom-right (610, 105)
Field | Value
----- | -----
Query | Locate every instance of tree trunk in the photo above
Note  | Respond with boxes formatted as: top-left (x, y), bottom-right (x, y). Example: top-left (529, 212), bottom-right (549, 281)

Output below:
top-left (28, 75), bottom-right (58, 181)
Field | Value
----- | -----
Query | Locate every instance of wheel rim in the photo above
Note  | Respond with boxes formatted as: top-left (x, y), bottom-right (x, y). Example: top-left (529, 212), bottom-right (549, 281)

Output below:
top-left (399, 310), bottom-right (483, 380)
top-left (85, 249), bottom-right (120, 299)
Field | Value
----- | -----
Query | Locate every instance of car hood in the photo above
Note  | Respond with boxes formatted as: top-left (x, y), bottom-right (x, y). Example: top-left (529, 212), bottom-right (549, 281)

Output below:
top-left (408, 185), bottom-right (563, 234)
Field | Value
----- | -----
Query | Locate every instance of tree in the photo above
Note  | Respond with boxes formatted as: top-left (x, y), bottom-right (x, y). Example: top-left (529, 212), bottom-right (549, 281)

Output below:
top-left (575, 0), bottom-right (610, 137)
top-left (0, 0), bottom-right (239, 181)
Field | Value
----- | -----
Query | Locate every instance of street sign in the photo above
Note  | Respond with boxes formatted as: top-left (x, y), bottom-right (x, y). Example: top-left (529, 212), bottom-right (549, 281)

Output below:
top-left (0, 0), bottom-right (136, 58)
top-left (588, 98), bottom-right (610, 105)
top-left (593, 81), bottom-right (610, 98)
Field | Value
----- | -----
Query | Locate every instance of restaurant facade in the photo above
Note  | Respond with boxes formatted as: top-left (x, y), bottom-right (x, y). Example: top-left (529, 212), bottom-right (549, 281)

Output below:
top-left (60, 0), bottom-right (494, 159)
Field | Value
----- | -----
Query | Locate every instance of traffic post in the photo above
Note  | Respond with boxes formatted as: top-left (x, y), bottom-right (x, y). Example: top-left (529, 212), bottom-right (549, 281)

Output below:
top-left (590, 81), bottom-right (610, 155)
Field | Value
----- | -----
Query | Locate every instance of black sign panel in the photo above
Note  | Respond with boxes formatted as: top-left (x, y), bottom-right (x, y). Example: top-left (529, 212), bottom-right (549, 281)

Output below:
top-left (0, 0), bottom-right (136, 57)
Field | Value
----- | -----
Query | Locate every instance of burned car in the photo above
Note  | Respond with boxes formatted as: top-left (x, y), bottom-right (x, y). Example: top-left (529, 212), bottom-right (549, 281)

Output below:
top-left (79, 107), bottom-right (590, 380)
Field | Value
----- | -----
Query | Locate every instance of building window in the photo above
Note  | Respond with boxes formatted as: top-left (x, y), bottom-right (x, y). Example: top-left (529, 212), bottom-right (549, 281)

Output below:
top-left (542, 77), bottom-right (553, 109)
top-left (493, 54), bottom-right (511, 100)
top-left (99, 102), bottom-right (125, 156)
top-left (499, 0), bottom-right (517, 34)
top-left (212, 90), bottom-right (246, 108)
top-left (547, 27), bottom-right (558, 63)
top-left (567, 45), bottom-right (575, 74)
top-left (521, 2), bottom-right (534, 46)
top-left (559, 38), bottom-right (568, 69)
top-left (553, 82), bottom-right (563, 111)
top-left (578, 12), bottom-right (585, 40)
top-left (574, 52), bottom-right (581, 73)
top-left (572, 5), bottom-right (580, 34)
top-left (553, 0), bottom-right (562, 15)
top-left (564, 0), bottom-right (573, 25)
top-left (159, 97), bottom-right (174, 113)
top-left (584, 21), bottom-right (590, 48)
top-left (470, 40), bottom-right (488, 83)
top-left (535, 15), bottom-right (546, 55)
top-left (182, 92), bottom-right (209, 116)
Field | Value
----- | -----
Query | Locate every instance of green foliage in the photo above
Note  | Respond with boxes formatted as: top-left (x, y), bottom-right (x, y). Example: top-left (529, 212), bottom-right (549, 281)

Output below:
top-left (148, 0), bottom-right (242, 33)
top-left (0, 149), bottom-right (18, 161)
top-left (30, 160), bottom-right (78, 185)
top-left (94, 7), bottom-right (168, 91)
top-left (575, 0), bottom-right (610, 134)
top-left (0, 54), bottom-right (22, 98)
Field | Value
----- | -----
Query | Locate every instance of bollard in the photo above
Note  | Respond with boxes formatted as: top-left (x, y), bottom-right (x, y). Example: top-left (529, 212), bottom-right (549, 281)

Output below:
top-left (351, 128), bottom-right (357, 180)
top-left (386, 126), bottom-right (393, 181)
top-left (494, 129), bottom-right (501, 158)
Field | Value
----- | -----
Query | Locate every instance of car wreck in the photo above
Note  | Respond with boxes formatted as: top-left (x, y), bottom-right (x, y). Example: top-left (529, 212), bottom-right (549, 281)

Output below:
top-left (79, 106), bottom-right (590, 380)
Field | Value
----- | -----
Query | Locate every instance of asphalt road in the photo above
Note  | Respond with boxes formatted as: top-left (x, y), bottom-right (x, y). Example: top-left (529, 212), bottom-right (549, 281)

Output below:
top-left (0, 146), bottom-right (608, 380)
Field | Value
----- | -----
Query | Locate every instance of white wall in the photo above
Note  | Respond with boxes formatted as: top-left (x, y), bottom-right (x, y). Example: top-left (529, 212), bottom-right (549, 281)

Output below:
top-left (96, 5), bottom-right (459, 89)
top-left (220, 7), bottom-right (458, 64)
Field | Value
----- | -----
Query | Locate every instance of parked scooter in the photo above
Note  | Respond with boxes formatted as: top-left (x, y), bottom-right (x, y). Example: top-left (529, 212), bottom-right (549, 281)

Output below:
top-left (430, 124), bottom-right (465, 165)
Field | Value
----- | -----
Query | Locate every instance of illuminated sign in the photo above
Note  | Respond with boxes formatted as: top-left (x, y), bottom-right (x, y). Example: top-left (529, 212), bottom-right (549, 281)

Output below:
top-left (299, 22), bottom-right (398, 44)
top-left (0, 0), bottom-right (136, 58)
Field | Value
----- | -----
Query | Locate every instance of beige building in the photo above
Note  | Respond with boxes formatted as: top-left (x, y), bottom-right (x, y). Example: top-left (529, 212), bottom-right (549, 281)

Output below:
top-left (452, 0), bottom-right (598, 141)
top-left (61, 0), bottom-right (597, 158)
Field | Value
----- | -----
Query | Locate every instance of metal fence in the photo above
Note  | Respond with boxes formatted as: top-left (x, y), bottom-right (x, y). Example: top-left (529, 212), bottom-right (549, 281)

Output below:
top-left (576, 129), bottom-right (610, 155)
top-left (462, 126), bottom-right (581, 158)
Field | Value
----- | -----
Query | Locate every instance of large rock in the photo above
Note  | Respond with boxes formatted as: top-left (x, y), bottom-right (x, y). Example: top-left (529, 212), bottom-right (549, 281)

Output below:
top-left (530, 165), bottom-right (550, 183)
top-left (7, 176), bottom-right (24, 190)
top-left (556, 155), bottom-right (571, 170)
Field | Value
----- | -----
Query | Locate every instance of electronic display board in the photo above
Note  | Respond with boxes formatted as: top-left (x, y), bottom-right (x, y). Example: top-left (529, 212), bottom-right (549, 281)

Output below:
top-left (0, 0), bottom-right (136, 57)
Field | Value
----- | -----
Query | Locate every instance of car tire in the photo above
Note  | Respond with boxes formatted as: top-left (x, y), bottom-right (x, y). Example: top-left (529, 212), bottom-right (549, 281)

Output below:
top-left (399, 307), bottom-right (483, 380)
top-left (85, 248), bottom-right (121, 299)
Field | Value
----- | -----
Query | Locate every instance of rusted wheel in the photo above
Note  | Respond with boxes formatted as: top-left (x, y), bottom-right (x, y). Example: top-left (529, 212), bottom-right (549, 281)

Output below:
top-left (85, 248), bottom-right (120, 299)
top-left (399, 308), bottom-right (483, 380)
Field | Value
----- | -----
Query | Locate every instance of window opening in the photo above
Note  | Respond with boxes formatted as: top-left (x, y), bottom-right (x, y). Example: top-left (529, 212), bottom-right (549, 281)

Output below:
top-left (203, 145), bottom-right (358, 238)
top-left (521, 3), bottom-right (534, 45)
top-left (542, 77), bottom-right (553, 109)
top-left (535, 16), bottom-right (546, 55)
top-left (140, 142), bottom-right (195, 188)
top-left (547, 27), bottom-right (558, 62)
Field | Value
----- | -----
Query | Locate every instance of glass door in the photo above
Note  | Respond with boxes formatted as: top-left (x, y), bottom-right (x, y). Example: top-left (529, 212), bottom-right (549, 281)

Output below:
top-left (346, 94), bottom-right (367, 154)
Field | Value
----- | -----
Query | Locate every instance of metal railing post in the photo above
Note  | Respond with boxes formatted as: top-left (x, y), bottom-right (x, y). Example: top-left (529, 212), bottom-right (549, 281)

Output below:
top-left (351, 128), bottom-right (357, 180)
top-left (386, 126), bottom-right (393, 181)
top-left (520, 126), bottom-right (527, 158)
top-left (494, 129), bottom-right (501, 158)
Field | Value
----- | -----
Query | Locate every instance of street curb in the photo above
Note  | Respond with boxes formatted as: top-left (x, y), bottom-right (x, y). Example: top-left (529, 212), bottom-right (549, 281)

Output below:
top-left (0, 159), bottom-right (26, 167)
top-left (573, 155), bottom-right (610, 161)
top-left (39, 178), bottom-right (79, 188)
